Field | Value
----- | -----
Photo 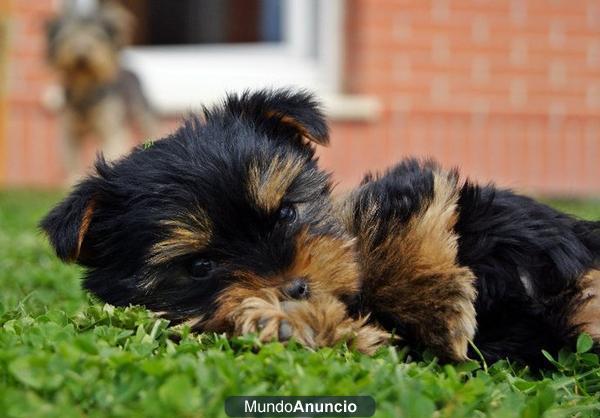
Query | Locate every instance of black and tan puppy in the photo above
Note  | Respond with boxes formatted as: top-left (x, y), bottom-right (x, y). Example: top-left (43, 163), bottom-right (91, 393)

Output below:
top-left (41, 89), bottom-right (600, 367)
top-left (41, 90), bottom-right (388, 355)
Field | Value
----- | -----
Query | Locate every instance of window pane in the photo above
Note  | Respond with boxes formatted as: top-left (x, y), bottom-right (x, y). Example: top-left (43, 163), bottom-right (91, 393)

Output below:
top-left (122, 0), bottom-right (283, 46)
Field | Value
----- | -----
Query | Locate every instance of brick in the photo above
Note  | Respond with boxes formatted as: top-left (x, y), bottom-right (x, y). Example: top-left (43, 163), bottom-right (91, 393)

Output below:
top-left (1, 0), bottom-right (598, 194)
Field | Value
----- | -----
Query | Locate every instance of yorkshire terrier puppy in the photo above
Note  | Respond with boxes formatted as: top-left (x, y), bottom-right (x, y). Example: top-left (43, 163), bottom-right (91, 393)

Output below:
top-left (42, 89), bottom-right (600, 367)
top-left (41, 90), bottom-right (389, 355)
top-left (46, 1), bottom-right (156, 182)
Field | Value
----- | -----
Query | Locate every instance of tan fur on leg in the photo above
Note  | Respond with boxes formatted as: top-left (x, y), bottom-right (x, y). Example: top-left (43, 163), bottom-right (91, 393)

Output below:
top-left (570, 269), bottom-right (600, 339)
top-left (341, 168), bottom-right (477, 361)
top-left (93, 97), bottom-right (131, 161)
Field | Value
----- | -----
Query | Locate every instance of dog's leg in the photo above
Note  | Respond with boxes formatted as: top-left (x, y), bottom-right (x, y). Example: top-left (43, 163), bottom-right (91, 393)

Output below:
top-left (61, 111), bottom-right (85, 186)
top-left (570, 269), bottom-right (600, 340)
top-left (93, 97), bottom-right (130, 161)
top-left (135, 105), bottom-right (158, 143)
top-left (129, 91), bottom-right (158, 142)
top-left (340, 162), bottom-right (477, 361)
top-left (571, 220), bottom-right (600, 339)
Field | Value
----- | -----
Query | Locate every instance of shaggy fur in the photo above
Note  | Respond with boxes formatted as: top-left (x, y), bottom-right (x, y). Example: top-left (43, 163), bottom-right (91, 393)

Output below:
top-left (340, 160), bottom-right (600, 366)
top-left (41, 89), bottom-right (600, 366)
top-left (41, 89), bottom-right (389, 354)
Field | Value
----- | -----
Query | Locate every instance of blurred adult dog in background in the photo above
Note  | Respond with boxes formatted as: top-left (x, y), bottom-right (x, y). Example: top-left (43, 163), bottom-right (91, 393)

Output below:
top-left (46, 0), bottom-right (155, 184)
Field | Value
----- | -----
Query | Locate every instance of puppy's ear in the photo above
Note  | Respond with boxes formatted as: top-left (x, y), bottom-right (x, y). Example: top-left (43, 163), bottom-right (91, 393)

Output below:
top-left (40, 182), bottom-right (97, 263)
top-left (223, 89), bottom-right (329, 147)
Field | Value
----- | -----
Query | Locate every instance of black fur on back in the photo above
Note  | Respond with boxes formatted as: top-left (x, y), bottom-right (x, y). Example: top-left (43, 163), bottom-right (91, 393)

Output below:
top-left (456, 182), bottom-right (600, 366)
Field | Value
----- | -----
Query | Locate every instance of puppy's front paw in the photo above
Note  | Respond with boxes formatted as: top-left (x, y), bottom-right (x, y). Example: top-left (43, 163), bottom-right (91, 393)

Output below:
top-left (422, 268), bottom-right (478, 361)
top-left (444, 287), bottom-right (477, 361)
top-left (233, 294), bottom-right (317, 347)
top-left (231, 291), bottom-right (390, 354)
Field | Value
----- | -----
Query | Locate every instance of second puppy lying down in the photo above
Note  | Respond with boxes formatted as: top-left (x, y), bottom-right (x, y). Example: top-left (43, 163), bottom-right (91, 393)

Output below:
top-left (41, 90), bottom-right (600, 366)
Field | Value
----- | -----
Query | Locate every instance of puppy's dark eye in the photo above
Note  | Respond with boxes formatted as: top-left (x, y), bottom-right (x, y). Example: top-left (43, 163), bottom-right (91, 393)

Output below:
top-left (277, 204), bottom-right (297, 224)
top-left (190, 259), bottom-right (214, 280)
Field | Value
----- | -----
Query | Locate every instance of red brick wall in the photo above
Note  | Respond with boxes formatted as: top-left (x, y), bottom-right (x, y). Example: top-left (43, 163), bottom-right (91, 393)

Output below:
top-left (319, 0), bottom-right (600, 195)
top-left (2, 0), bottom-right (61, 187)
top-left (2, 0), bottom-right (599, 196)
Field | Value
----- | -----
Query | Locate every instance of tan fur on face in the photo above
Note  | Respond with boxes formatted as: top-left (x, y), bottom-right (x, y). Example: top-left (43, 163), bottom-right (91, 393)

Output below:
top-left (201, 230), bottom-right (361, 337)
top-left (49, 3), bottom-right (132, 82)
top-left (288, 230), bottom-right (361, 297)
top-left (570, 269), bottom-right (600, 339)
top-left (51, 24), bottom-right (120, 84)
top-left (344, 168), bottom-right (477, 361)
top-left (149, 209), bottom-right (212, 266)
top-left (247, 156), bottom-right (305, 212)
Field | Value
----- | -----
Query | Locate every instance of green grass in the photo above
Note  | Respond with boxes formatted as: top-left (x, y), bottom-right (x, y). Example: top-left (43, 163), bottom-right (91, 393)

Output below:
top-left (1, 190), bottom-right (600, 418)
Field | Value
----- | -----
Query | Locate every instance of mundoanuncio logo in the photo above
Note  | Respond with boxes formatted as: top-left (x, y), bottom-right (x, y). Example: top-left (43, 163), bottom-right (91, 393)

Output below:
top-left (225, 396), bottom-right (375, 417)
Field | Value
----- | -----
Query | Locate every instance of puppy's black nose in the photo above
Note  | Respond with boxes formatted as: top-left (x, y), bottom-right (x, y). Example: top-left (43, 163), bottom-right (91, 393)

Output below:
top-left (284, 278), bottom-right (309, 300)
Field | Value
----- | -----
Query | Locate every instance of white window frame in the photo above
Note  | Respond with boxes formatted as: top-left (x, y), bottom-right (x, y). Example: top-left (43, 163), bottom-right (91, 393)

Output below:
top-left (121, 0), bottom-right (345, 114)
